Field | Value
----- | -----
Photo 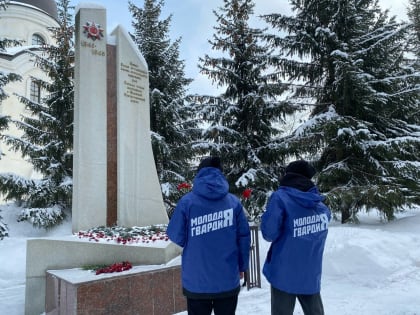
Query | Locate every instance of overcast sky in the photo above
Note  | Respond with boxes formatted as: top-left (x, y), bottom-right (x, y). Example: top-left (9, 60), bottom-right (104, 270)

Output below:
top-left (71, 0), bottom-right (410, 95)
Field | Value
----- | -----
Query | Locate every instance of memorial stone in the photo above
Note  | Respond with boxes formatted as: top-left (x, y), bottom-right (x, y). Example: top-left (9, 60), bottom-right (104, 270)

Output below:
top-left (72, 3), bottom-right (108, 232)
top-left (111, 25), bottom-right (168, 227)
top-left (72, 4), bottom-right (168, 232)
top-left (24, 4), bottom-right (178, 314)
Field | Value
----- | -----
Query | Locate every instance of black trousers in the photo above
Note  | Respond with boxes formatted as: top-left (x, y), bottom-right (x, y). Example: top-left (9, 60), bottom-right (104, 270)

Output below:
top-left (187, 295), bottom-right (239, 315)
top-left (271, 286), bottom-right (324, 315)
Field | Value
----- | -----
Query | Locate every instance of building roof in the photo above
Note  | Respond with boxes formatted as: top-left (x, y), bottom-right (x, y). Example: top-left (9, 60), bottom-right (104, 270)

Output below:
top-left (11, 0), bottom-right (58, 20)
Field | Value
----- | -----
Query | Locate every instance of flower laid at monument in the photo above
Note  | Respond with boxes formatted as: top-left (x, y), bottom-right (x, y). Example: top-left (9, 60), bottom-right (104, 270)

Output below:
top-left (242, 188), bottom-right (252, 199)
top-left (75, 224), bottom-right (169, 244)
top-left (177, 182), bottom-right (192, 191)
top-left (241, 188), bottom-right (262, 222)
top-left (83, 261), bottom-right (133, 275)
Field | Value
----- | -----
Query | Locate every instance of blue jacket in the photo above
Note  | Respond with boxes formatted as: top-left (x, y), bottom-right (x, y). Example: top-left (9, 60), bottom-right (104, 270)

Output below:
top-left (167, 167), bottom-right (251, 297)
top-left (261, 174), bottom-right (331, 294)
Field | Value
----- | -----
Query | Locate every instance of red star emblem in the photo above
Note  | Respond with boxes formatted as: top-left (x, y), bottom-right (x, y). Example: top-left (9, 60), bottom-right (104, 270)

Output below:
top-left (83, 21), bottom-right (104, 41)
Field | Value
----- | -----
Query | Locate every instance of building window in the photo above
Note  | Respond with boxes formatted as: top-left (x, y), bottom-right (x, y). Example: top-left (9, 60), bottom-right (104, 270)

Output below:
top-left (30, 81), bottom-right (41, 103)
top-left (32, 34), bottom-right (45, 46)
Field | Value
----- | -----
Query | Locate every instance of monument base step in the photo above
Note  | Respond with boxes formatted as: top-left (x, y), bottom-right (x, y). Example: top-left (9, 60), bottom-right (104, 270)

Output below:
top-left (46, 265), bottom-right (186, 315)
top-left (25, 237), bottom-right (182, 315)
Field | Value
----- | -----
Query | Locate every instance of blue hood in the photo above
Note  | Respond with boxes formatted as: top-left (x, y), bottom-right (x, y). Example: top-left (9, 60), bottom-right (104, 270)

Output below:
top-left (281, 186), bottom-right (325, 209)
top-left (193, 167), bottom-right (229, 200)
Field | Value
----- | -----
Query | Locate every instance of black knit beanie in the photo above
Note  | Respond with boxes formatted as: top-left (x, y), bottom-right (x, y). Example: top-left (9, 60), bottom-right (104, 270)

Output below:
top-left (197, 156), bottom-right (223, 172)
top-left (285, 160), bottom-right (316, 179)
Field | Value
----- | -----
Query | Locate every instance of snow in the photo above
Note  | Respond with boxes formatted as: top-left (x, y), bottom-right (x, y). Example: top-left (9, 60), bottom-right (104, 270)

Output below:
top-left (294, 105), bottom-right (338, 136)
top-left (1, 204), bottom-right (420, 314)
top-left (235, 168), bottom-right (257, 187)
top-left (2, 45), bottom-right (42, 55)
top-left (48, 255), bottom-right (181, 285)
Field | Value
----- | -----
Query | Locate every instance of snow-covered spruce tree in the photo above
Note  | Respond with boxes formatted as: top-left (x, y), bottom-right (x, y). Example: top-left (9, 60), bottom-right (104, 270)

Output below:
top-left (407, 0), bottom-right (420, 118)
top-left (0, 0), bottom-right (74, 228)
top-left (0, 0), bottom-right (21, 154)
top-left (0, 0), bottom-right (21, 238)
top-left (0, 67), bottom-right (20, 136)
top-left (193, 0), bottom-right (295, 220)
top-left (129, 0), bottom-right (198, 215)
top-left (407, 0), bottom-right (420, 61)
top-left (407, 0), bottom-right (420, 86)
top-left (262, 0), bottom-right (420, 222)
top-left (405, 0), bottom-right (420, 204)
top-left (0, 75), bottom-right (20, 153)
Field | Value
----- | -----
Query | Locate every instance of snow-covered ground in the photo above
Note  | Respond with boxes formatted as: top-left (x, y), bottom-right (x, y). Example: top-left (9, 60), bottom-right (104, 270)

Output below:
top-left (1, 204), bottom-right (419, 314)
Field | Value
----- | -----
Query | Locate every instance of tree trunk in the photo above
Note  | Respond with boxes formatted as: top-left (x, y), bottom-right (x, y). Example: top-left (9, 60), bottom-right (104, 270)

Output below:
top-left (341, 208), bottom-right (351, 224)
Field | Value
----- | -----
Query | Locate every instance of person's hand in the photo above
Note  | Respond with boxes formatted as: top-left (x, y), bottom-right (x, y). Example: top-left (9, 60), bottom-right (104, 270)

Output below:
top-left (240, 272), bottom-right (244, 279)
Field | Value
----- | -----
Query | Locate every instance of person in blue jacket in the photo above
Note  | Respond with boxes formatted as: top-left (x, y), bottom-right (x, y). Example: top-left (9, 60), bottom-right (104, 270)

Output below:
top-left (167, 156), bottom-right (251, 315)
top-left (261, 160), bottom-right (331, 315)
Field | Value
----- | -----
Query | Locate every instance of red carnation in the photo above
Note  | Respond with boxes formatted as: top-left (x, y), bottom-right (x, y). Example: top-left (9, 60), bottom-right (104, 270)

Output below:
top-left (177, 182), bottom-right (192, 191)
top-left (242, 188), bottom-right (252, 199)
top-left (95, 261), bottom-right (132, 275)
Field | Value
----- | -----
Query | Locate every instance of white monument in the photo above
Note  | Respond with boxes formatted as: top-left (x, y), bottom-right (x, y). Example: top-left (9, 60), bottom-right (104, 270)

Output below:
top-left (72, 3), bottom-right (108, 231)
top-left (24, 4), bottom-right (178, 314)
top-left (111, 25), bottom-right (168, 228)
top-left (72, 4), bottom-right (168, 232)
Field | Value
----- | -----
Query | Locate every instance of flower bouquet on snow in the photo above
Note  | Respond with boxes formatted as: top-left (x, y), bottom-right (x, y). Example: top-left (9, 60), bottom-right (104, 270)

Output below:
top-left (83, 261), bottom-right (133, 275)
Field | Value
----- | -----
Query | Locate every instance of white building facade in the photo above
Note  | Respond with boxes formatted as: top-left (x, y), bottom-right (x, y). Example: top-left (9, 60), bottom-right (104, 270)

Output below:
top-left (0, 0), bottom-right (58, 180)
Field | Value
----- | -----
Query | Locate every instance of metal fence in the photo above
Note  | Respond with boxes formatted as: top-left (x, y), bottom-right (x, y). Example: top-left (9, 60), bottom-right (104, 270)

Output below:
top-left (245, 225), bottom-right (261, 290)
